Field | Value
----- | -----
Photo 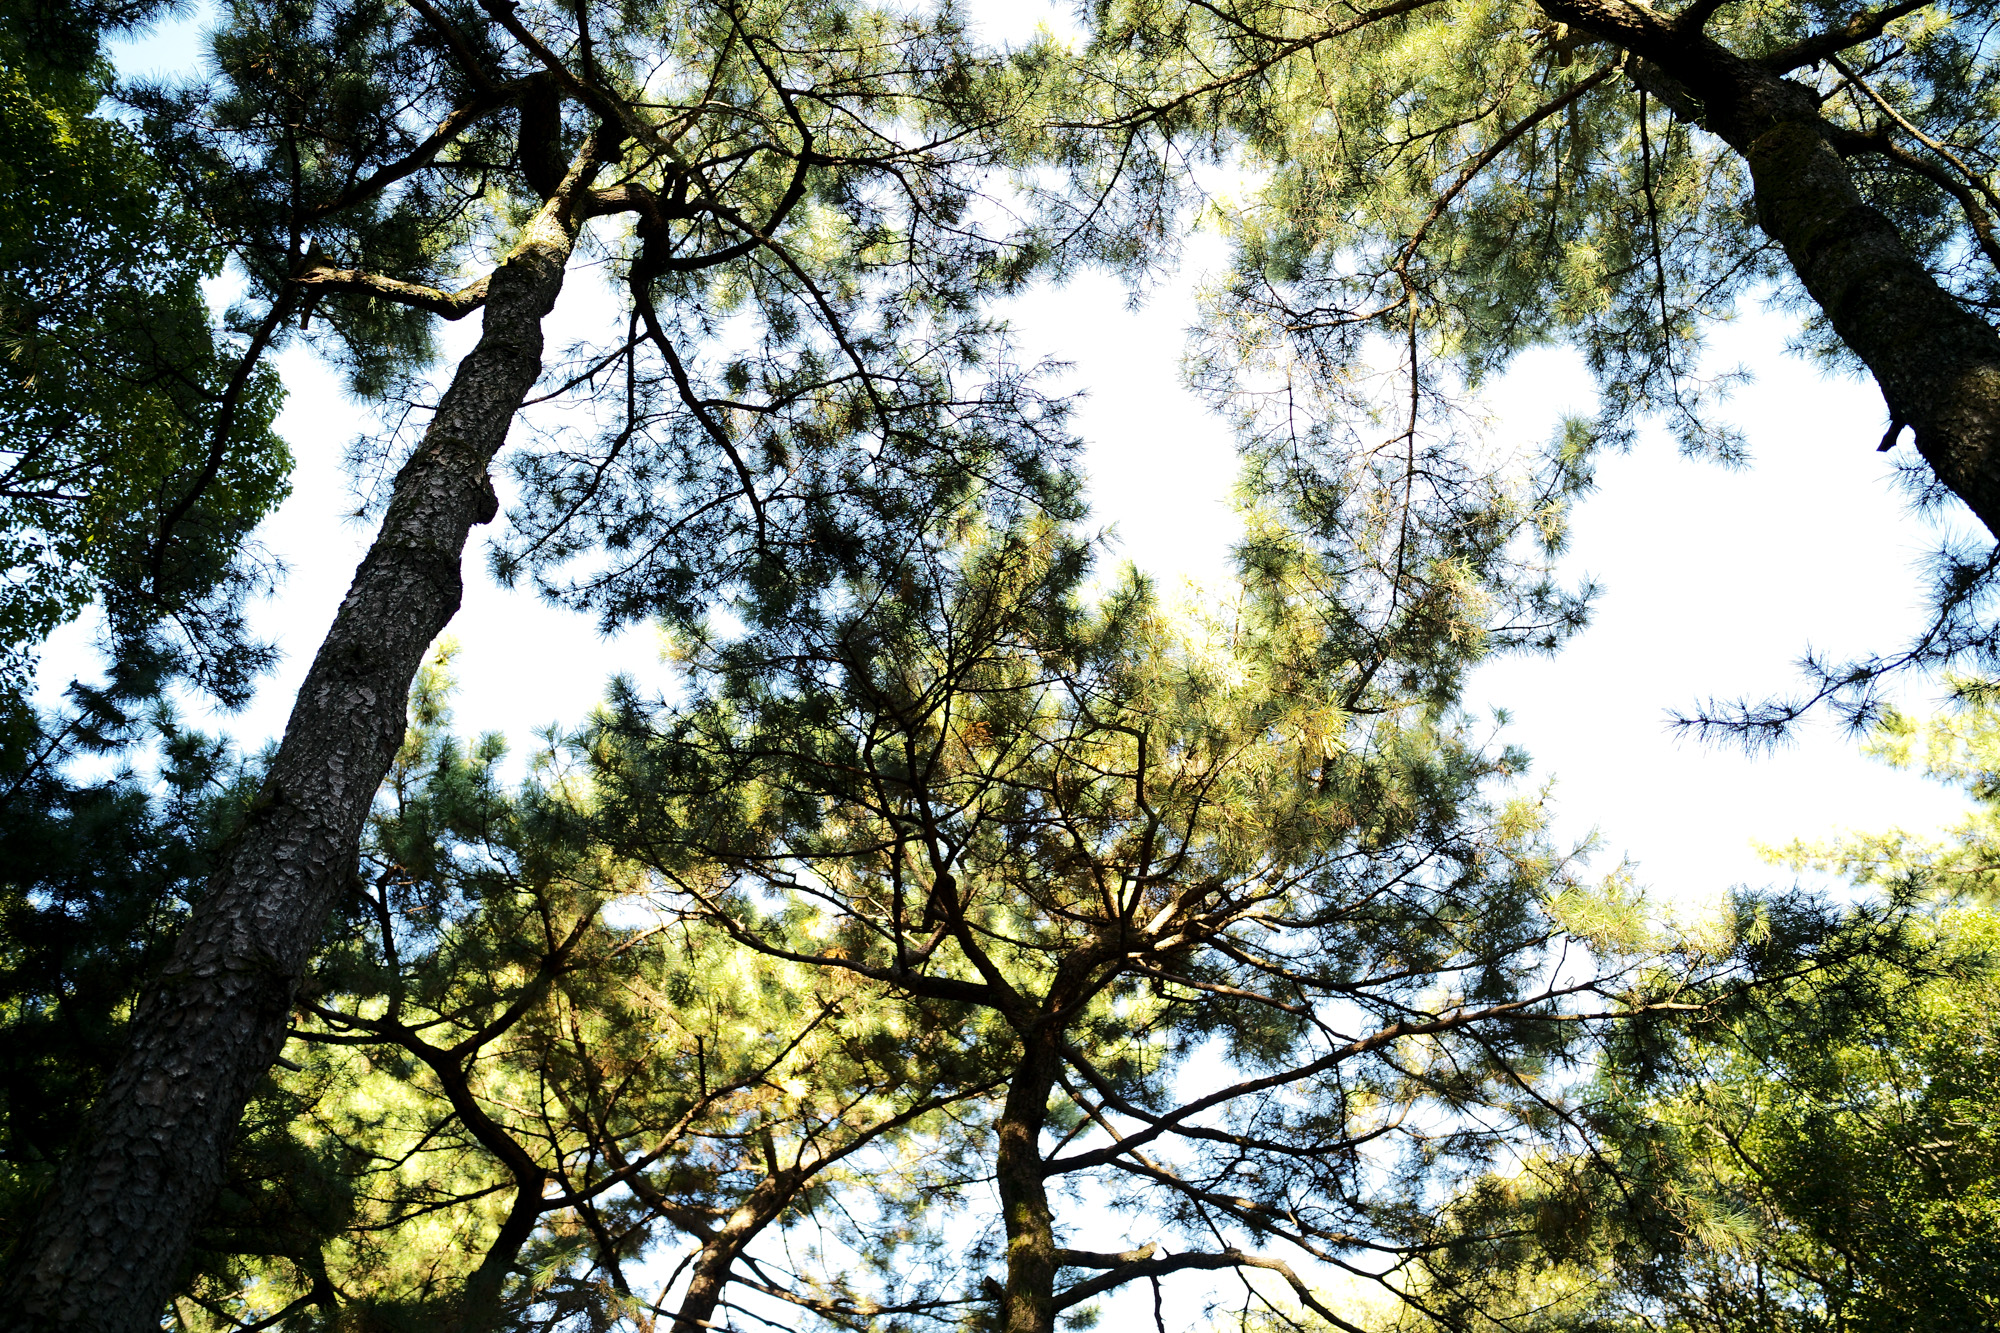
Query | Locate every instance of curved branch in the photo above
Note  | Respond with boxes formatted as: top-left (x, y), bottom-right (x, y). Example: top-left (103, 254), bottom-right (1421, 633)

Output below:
top-left (627, 271), bottom-right (769, 547)
top-left (1058, 0), bottom-right (1444, 133)
top-left (307, 84), bottom-right (523, 220)
top-left (1053, 1249), bottom-right (1368, 1333)
top-left (1757, 0), bottom-right (1933, 74)
top-left (145, 292), bottom-right (294, 596)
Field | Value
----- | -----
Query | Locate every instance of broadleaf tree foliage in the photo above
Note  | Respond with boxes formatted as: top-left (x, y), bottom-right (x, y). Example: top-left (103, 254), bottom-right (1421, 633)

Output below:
top-left (0, 0), bottom-right (291, 737)
top-left (5, 1), bottom-right (1080, 1326)
top-left (1590, 897), bottom-right (2000, 1331)
top-left (0, 0), bottom-right (290, 1308)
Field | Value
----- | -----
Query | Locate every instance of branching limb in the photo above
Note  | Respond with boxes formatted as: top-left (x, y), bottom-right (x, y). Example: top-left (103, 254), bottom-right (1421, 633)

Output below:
top-left (1829, 53), bottom-right (2000, 270)
top-left (402, 0), bottom-right (504, 91)
top-left (627, 273), bottom-right (770, 547)
top-left (1057, 1245), bottom-right (1157, 1270)
top-left (1052, 1249), bottom-right (1369, 1333)
top-left (307, 84), bottom-right (524, 219)
top-left (1057, 0), bottom-right (1445, 133)
top-left (1758, 0), bottom-right (1934, 73)
top-left (1672, 0), bottom-right (1733, 33)
top-left (145, 292), bottom-right (295, 595)
top-left (292, 264), bottom-right (493, 319)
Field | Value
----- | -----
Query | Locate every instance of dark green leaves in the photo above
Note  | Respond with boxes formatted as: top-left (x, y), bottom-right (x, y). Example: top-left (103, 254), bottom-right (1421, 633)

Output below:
top-left (0, 1), bottom-right (290, 721)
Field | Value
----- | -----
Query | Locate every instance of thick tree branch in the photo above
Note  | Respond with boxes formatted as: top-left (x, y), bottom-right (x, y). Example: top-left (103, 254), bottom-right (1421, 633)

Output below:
top-left (1672, 0), bottom-right (1732, 33)
top-left (292, 264), bottom-right (493, 319)
top-left (1864, 136), bottom-right (2000, 274)
top-left (402, 0), bottom-right (504, 91)
top-left (1057, 1245), bottom-right (1156, 1269)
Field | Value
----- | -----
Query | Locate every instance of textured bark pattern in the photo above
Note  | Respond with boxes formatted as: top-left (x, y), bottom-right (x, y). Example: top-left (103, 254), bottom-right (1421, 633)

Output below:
top-left (3, 189), bottom-right (593, 1333)
top-left (996, 1039), bottom-right (1061, 1333)
top-left (1741, 117), bottom-right (2000, 538)
top-left (1541, 0), bottom-right (2000, 539)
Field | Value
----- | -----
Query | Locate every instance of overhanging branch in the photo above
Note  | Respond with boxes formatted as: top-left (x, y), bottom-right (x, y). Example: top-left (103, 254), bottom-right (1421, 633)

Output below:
top-left (293, 264), bottom-right (492, 319)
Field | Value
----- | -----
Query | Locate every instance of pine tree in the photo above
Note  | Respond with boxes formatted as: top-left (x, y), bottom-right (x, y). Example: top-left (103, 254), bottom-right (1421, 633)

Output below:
top-left (584, 503), bottom-right (1685, 1333)
top-left (3, 3), bottom-right (1077, 1326)
top-left (1380, 695), bottom-right (2000, 1332)
top-left (0, 663), bottom-right (259, 1258)
top-left (158, 648), bottom-right (1000, 1332)
top-left (0, 4), bottom-right (291, 1253)
top-left (1032, 0), bottom-right (2000, 727)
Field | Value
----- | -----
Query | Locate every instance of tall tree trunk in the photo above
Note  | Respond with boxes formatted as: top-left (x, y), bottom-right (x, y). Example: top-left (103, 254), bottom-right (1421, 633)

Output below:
top-left (995, 1038), bottom-right (1061, 1333)
top-left (1728, 94), bottom-right (2000, 539)
top-left (1540, 0), bottom-right (2000, 539)
top-left (2, 153), bottom-right (609, 1333)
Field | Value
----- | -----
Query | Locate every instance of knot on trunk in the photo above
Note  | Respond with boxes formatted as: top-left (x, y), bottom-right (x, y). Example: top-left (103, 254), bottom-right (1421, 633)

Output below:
top-left (472, 472), bottom-right (500, 526)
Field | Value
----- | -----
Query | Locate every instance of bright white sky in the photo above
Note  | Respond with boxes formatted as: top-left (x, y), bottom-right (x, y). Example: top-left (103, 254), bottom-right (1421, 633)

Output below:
top-left (85, 4), bottom-right (1975, 924)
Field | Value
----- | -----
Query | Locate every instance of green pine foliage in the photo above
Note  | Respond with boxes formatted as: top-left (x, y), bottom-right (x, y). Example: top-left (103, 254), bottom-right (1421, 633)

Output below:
top-left (173, 645), bottom-right (1003, 1332)
top-left (10, 3), bottom-right (2000, 1329)
top-left (147, 471), bottom-right (1675, 1331)
top-left (124, 0), bottom-right (1087, 636)
top-left (0, 659), bottom-right (259, 1248)
top-left (577, 500), bottom-right (1687, 1330)
top-left (1042, 0), bottom-right (1995, 449)
top-left (0, 0), bottom-right (290, 1279)
top-left (1027, 0), bottom-right (2000, 733)
top-left (1380, 695), bottom-right (2000, 1333)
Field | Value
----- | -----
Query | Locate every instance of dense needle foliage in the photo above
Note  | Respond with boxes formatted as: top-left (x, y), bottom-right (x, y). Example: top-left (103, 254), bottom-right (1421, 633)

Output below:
top-left (7, 2), bottom-right (2000, 1331)
top-left (1034, 0), bottom-right (2000, 733)
top-left (167, 650), bottom-right (1001, 1332)
top-left (1372, 695), bottom-right (2000, 1332)
top-left (0, 658), bottom-right (256, 1247)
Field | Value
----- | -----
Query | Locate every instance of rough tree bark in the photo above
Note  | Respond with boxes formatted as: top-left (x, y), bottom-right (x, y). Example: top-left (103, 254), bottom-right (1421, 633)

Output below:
top-left (1540, 0), bottom-right (2000, 539)
top-left (1, 138), bottom-right (617, 1333)
top-left (996, 1036), bottom-right (1063, 1333)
